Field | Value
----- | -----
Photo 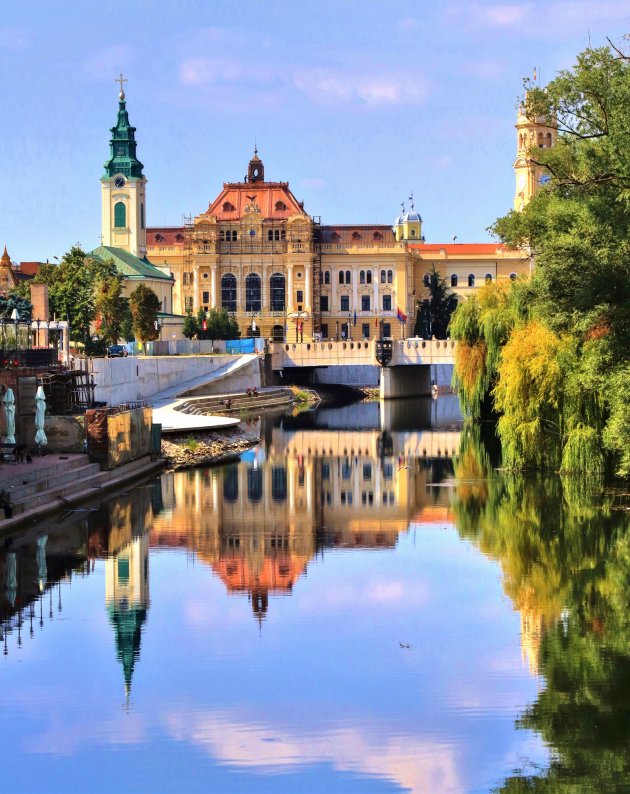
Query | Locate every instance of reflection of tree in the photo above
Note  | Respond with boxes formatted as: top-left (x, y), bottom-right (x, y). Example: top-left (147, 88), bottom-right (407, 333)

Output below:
top-left (454, 428), bottom-right (630, 790)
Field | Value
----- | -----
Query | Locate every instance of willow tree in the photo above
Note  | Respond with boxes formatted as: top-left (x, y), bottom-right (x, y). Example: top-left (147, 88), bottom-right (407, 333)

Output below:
top-left (454, 39), bottom-right (630, 475)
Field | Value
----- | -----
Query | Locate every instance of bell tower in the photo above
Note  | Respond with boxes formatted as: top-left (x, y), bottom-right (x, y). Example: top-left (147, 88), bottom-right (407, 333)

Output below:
top-left (247, 147), bottom-right (264, 183)
top-left (513, 96), bottom-right (557, 211)
top-left (101, 75), bottom-right (147, 256)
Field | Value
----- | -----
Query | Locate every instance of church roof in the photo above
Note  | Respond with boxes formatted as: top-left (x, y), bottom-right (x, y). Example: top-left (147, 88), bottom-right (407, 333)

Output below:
top-left (89, 246), bottom-right (173, 281)
top-left (206, 181), bottom-right (306, 221)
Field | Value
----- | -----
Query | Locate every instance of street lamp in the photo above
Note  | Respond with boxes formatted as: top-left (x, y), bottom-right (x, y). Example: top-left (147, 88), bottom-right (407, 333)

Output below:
top-left (347, 312), bottom-right (352, 341)
top-left (36, 318), bottom-right (41, 348)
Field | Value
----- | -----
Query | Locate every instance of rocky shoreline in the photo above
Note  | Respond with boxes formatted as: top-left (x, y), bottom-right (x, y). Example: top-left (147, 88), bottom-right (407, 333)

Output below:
top-left (161, 427), bottom-right (260, 471)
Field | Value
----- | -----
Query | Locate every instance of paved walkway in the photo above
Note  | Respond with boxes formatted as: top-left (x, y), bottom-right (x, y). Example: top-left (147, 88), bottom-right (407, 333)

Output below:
top-left (149, 353), bottom-right (257, 434)
top-left (0, 453), bottom-right (88, 486)
top-left (152, 399), bottom-right (239, 434)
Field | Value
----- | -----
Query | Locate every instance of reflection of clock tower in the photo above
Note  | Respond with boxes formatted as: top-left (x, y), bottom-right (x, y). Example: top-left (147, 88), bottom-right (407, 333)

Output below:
top-left (101, 76), bottom-right (147, 257)
top-left (513, 97), bottom-right (557, 211)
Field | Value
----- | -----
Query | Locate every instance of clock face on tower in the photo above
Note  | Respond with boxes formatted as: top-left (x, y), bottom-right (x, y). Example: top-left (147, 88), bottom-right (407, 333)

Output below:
top-left (114, 176), bottom-right (126, 188)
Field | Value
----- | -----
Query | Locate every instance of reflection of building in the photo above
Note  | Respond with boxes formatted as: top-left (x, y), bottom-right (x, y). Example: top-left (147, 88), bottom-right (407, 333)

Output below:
top-left (151, 429), bottom-right (452, 619)
top-left (106, 533), bottom-right (150, 699)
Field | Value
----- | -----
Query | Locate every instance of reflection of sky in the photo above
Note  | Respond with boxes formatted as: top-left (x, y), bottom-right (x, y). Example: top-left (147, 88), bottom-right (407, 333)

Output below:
top-left (0, 524), bottom-right (548, 793)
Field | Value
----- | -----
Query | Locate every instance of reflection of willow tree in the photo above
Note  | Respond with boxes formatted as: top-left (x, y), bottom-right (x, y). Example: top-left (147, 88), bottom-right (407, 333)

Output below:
top-left (454, 428), bottom-right (630, 790)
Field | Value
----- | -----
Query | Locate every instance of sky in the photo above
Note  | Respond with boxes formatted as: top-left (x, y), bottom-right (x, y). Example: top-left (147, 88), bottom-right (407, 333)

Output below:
top-left (1, 0), bottom-right (629, 262)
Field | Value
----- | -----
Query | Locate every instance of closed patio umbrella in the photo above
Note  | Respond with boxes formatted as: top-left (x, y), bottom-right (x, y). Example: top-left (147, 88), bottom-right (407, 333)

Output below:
top-left (3, 388), bottom-right (15, 445)
top-left (35, 385), bottom-right (47, 452)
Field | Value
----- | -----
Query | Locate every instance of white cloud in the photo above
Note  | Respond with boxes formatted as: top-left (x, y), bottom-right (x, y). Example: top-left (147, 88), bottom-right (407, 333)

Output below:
top-left (301, 177), bottom-right (327, 190)
top-left (292, 69), bottom-right (427, 106)
top-left (83, 45), bottom-right (132, 80)
top-left (163, 710), bottom-right (464, 793)
top-left (480, 4), bottom-right (529, 26)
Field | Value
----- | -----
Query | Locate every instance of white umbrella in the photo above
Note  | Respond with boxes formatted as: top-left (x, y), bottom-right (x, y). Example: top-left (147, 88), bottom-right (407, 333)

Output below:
top-left (36, 535), bottom-right (48, 593)
top-left (3, 388), bottom-right (15, 445)
top-left (35, 385), bottom-right (47, 450)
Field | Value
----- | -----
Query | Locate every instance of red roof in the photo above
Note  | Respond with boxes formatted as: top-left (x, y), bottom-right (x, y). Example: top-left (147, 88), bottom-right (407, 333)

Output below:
top-left (17, 262), bottom-right (44, 276)
top-left (146, 227), bottom-right (185, 246)
top-left (409, 243), bottom-right (515, 255)
top-left (206, 181), bottom-right (305, 221)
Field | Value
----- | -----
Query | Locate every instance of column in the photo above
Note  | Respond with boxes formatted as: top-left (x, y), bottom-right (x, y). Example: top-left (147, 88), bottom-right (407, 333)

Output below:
top-left (210, 265), bottom-right (217, 308)
top-left (304, 263), bottom-right (311, 311)
top-left (193, 268), bottom-right (199, 311)
top-left (287, 265), bottom-right (294, 311)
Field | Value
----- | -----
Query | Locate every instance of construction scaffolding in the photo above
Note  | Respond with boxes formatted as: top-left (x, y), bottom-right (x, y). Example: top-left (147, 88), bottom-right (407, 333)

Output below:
top-left (182, 214), bottom-right (195, 314)
top-left (311, 215), bottom-right (322, 336)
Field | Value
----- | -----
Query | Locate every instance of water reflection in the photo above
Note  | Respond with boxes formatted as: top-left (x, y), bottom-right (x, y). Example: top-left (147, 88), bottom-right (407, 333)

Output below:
top-left (0, 407), bottom-right (627, 792)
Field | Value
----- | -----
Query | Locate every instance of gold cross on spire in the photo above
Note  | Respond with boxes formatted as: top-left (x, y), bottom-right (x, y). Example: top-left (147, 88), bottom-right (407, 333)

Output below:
top-left (115, 73), bottom-right (127, 99)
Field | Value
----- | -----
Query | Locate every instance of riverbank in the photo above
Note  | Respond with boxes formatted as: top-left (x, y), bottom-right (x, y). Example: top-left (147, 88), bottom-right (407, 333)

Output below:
top-left (161, 427), bottom-right (260, 470)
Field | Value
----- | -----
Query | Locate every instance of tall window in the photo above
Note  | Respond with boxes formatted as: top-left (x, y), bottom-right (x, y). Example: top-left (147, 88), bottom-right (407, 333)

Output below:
top-left (382, 322), bottom-right (391, 337)
top-left (114, 201), bottom-right (126, 228)
top-left (339, 271), bottom-right (345, 285)
top-left (320, 295), bottom-right (329, 311)
top-left (366, 271), bottom-right (372, 284)
top-left (270, 273), bottom-right (285, 311)
top-left (271, 466), bottom-right (287, 502)
top-left (247, 467), bottom-right (263, 502)
top-left (221, 274), bottom-right (237, 312)
top-left (387, 270), bottom-right (393, 283)
top-left (380, 270), bottom-right (386, 284)
top-left (382, 294), bottom-right (392, 311)
top-left (361, 295), bottom-right (370, 311)
top-left (202, 291), bottom-right (209, 303)
top-left (345, 270), bottom-right (351, 284)
top-left (423, 273), bottom-right (431, 287)
top-left (360, 270), bottom-right (365, 284)
top-left (451, 274), bottom-right (458, 287)
top-left (340, 295), bottom-right (350, 312)
top-left (324, 271), bottom-right (330, 285)
top-left (223, 467), bottom-right (238, 502)
top-left (246, 273), bottom-right (261, 312)
top-left (468, 274), bottom-right (475, 287)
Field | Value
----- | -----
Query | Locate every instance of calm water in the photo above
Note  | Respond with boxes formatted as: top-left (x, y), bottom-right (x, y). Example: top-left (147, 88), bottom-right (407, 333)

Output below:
top-left (1, 397), bottom-right (628, 793)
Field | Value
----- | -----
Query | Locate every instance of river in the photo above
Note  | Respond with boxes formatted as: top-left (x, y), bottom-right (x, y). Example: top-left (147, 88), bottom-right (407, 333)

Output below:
top-left (0, 396), bottom-right (627, 793)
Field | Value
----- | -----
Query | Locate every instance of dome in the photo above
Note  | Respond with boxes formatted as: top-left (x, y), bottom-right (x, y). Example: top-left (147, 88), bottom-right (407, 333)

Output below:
top-left (404, 209), bottom-right (422, 222)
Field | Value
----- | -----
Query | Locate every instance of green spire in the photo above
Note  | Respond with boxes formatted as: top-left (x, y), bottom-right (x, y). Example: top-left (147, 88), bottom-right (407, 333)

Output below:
top-left (103, 84), bottom-right (144, 179)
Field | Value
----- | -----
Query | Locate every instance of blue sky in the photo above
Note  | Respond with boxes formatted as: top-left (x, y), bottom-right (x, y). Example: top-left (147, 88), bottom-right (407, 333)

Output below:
top-left (1, 0), bottom-right (629, 261)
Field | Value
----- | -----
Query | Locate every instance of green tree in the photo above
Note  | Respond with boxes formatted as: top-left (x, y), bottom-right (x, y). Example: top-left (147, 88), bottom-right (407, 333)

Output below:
top-left (414, 265), bottom-right (458, 339)
top-left (182, 311), bottom-right (198, 340)
top-left (129, 284), bottom-right (161, 344)
top-left (452, 40), bottom-right (630, 475)
top-left (34, 246), bottom-right (119, 347)
top-left (94, 270), bottom-right (125, 345)
top-left (200, 308), bottom-right (240, 340)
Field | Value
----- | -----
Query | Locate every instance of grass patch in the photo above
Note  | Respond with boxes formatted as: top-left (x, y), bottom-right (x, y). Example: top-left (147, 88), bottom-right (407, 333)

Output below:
top-left (185, 436), bottom-right (199, 452)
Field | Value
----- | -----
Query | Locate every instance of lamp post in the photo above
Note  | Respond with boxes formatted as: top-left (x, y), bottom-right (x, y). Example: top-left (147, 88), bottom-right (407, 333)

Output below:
top-left (36, 318), bottom-right (41, 348)
top-left (347, 312), bottom-right (352, 341)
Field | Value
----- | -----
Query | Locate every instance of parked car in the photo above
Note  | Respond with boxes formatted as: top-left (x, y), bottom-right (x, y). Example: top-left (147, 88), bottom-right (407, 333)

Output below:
top-left (107, 345), bottom-right (128, 358)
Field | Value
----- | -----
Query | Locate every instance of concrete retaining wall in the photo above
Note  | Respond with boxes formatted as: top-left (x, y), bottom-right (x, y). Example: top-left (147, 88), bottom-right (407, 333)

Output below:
top-left (313, 365), bottom-right (380, 387)
top-left (180, 357), bottom-right (262, 397)
top-left (91, 355), bottom-right (238, 404)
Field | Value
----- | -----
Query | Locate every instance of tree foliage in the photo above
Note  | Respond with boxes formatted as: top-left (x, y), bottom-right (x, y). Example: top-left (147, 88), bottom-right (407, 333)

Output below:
top-left (129, 284), bottom-right (161, 344)
top-left (94, 270), bottom-right (126, 345)
top-left (452, 39), bottom-right (630, 476)
top-left (184, 308), bottom-right (241, 340)
top-left (414, 265), bottom-right (458, 339)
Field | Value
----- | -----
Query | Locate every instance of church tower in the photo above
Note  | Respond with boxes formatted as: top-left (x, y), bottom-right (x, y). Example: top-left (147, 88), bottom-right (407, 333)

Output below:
top-left (101, 76), bottom-right (147, 257)
top-left (247, 146), bottom-right (264, 183)
top-left (513, 96), bottom-right (557, 211)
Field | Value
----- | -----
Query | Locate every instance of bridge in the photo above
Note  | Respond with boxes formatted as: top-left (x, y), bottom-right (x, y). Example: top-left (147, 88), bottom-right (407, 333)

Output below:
top-left (270, 339), bottom-right (457, 399)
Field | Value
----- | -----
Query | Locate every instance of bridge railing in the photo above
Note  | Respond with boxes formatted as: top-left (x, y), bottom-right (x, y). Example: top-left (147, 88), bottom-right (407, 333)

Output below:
top-left (270, 338), bottom-right (456, 369)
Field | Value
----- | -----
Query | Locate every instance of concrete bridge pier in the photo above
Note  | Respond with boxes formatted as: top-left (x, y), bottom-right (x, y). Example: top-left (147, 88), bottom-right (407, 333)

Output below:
top-left (380, 365), bottom-right (432, 400)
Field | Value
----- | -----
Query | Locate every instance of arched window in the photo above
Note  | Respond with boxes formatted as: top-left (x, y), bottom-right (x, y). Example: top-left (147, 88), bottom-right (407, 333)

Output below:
top-left (546, 132), bottom-right (552, 147)
top-left (373, 231), bottom-right (383, 240)
top-left (339, 271), bottom-right (344, 285)
top-left (468, 274), bottom-right (475, 287)
top-left (246, 273), bottom-right (261, 312)
top-left (387, 270), bottom-right (393, 284)
top-left (270, 273), bottom-right (285, 311)
top-left (510, 272), bottom-right (517, 281)
top-left (275, 201), bottom-right (287, 212)
top-left (280, 229), bottom-right (286, 240)
top-left (247, 467), bottom-right (263, 502)
top-left (267, 229), bottom-right (274, 241)
top-left (423, 273), bottom-right (430, 287)
top-left (345, 270), bottom-right (351, 284)
top-left (220, 230), bottom-right (225, 241)
top-left (360, 270), bottom-right (365, 284)
top-left (451, 274), bottom-right (458, 287)
top-left (537, 132), bottom-right (544, 147)
top-left (221, 274), bottom-right (237, 312)
top-left (352, 231), bottom-right (361, 240)
top-left (366, 271), bottom-right (372, 284)
top-left (223, 466), bottom-right (238, 502)
top-left (272, 324), bottom-right (284, 341)
top-left (222, 201), bottom-right (235, 212)
top-left (271, 466), bottom-right (287, 502)
top-left (114, 201), bottom-right (126, 228)
top-left (410, 229), bottom-right (416, 237)
top-left (485, 273), bottom-right (492, 282)
top-left (274, 229), bottom-right (280, 241)
top-left (324, 271), bottom-right (330, 285)
top-left (232, 230), bottom-right (238, 241)
top-left (380, 270), bottom-right (386, 284)
top-left (175, 233), bottom-right (184, 242)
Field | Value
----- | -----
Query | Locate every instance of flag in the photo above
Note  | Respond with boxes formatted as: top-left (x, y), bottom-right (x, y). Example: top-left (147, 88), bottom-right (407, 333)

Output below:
top-left (353, 310), bottom-right (357, 326)
top-left (397, 308), bottom-right (407, 323)
top-left (375, 317), bottom-right (378, 327)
